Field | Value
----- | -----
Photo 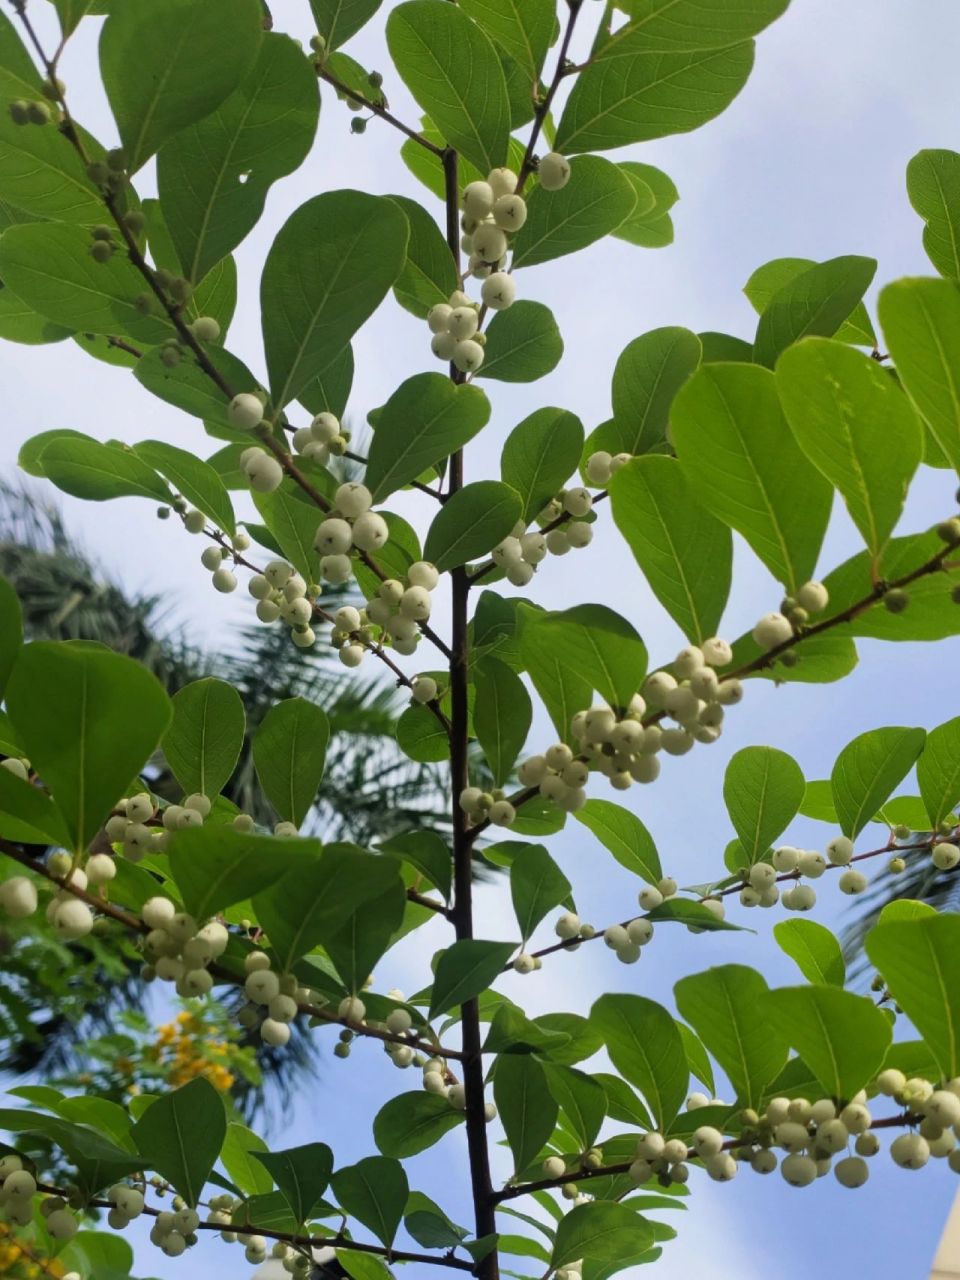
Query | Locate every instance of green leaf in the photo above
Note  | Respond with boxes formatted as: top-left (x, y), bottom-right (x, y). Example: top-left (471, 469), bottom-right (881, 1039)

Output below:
top-left (404, 1193), bottom-right (468, 1249)
top-left (35, 437), bottom-right (171, 505)
top-left (261, 191), bottom-right (407, 407)
top-left (753, 255), bottom-right (877, 368)
top-left (0, 23), bottom-right (105, 224)
top-left (429, 940), bottom-right (516, 1018)
top-left (723, 746), bottom-right (805, 865)
top-left (0, 765), bottom-right (73, 847)
top-left (386, 1), bottom-right (510, 176)
top-left (0, 284), bottom-right (73, 346)
top-left (555, 42), bottom-right (755, 154)
top-left (591, 994), bottom-right (687, 1130)
top-left (918, 716), bottom-right (960, 828)
top-left (252, 484), bottom-right (325, 584)
top-left (773, 919), bottom-right (845, 987)
top-left (760, 986), bottom-right (892, 1099)
top-left (132, 1078), bottom-right (226, 1205)
top-left (99, 0), bottom-right (263, 172)
top-left (574, 800), bottom-right (661, 884)
top-left (674, 965), bottom-right (787, 1110)
top-left (221, 1123), bottom-right (273, 1197)
top-left (510, 843), bottom-right (571, 944)
top-left (254, 845), bottom-right (405, 982)
top-left (676, 1023), bottom-right (715, 1094)
top-left (906, 149), bottom-right (960, 281)
top-left (878, 276), bottom-right (960, 471)
top-left (132, 441), bottom-right (235, 535)
top-left (423, 481), bottom-right (521, 571)
top-left (586, 328), bottom-right (702, 462)
top-left (300, 344), bottom-right (354, 420)
top-left (5, 643), bottom-right (170, 852)
top-left (647, 899), bottom-right (744, 932)
top-left (484, 1004), bottom-right (573, 1057)
top-left (494, 1054), bottom-right (557, 1175)
top-left (520, 604), bottom-right (647, 711)
top-left (459, 0), bottom-right (553, 80)
top-left (310, 0), bottom-right (382, 49)
top-left (776, 339), bottom-right (923, 556)
top-left (0, 1109), bottom-right (142, 1193)
top-left (699, 330), bottom-right (756, 362)
top-left (477, 301), bottom-right (564, 383)
top-left (515, 605), bottom-right (591, 743)
top-left (0, 576), bottom-right (22, 699)
top-left (387, 195), bottom-right (459, 319)
top-left (252, 1143), bottom-right (333, 1226)
top-left (374, 1092), bottom-right (464, 1159)
top-left (163, 678), bottom-right (245, 799)
top-left (48, 0), bottom-right (110, 37)
top-left (168, 827), bottom-right (319, 920)
top-left (252, 696), bottom-right (330, 826)
top-left (396, 703), bottom-right (449, 764)
top-left (474, 657), bottom-right (531, 787)
top-left (609, 456), bottom-right (732, 643)
top-left (512, 157), bottom-right (638, 269)
top-left (331, 1157), bottom-right (407, 1248)
top-left (501, 407), bottom-right (584, 523)
top-left (158, 33), bottom-right (319, 282)
top-left (543, 1064), bottom-right (607, 1150)
top-left (831, 726), bottom-right (926, 839)
top-left (866, 915), bottom-right (960, 1079)
top-left (379, 830), bottom-right (452, 903)
top-left (551, 1202), bottom-right (654, 1270)
top-left (0, 222), bottom-right (172, 342)
top-left (365, 374), bottom-right (489, 502)
top-left (612, 162), bottom-right (676, 248)
top-left (743, 256), bottom-right (876, 347)
top-left (595, 0), bottom-right (789, 56)
top-left (672, 363), bottom-right (832, 592)
top-left (132, 343), bottom-right (258, 435)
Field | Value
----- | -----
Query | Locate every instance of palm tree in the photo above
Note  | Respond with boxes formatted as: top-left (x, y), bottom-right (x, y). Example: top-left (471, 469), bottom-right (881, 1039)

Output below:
top-left (0, 479), bottom-right (449, 1117)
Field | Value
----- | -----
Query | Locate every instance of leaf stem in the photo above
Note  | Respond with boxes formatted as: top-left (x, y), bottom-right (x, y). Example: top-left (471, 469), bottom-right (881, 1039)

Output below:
top-left (315, 65), bottom-right (444, 156)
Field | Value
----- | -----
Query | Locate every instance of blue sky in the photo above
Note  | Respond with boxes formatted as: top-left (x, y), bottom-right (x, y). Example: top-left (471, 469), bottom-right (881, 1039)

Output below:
top-left (2, 0), bottom-right (960, 1276)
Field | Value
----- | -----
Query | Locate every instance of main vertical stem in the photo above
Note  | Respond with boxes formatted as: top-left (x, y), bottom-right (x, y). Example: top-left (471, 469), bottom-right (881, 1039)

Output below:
top-left (443, 146), bottom-right (499, 1278)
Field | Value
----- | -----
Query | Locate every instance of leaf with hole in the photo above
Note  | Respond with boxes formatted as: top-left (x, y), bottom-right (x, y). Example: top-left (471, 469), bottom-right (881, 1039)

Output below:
top-left (158, 33), bottom-right (319, 282)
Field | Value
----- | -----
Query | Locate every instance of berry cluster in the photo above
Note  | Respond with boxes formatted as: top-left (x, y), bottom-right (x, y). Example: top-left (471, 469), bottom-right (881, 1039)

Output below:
top-left (199, 528), bottom-right (251, 594)
top-left (0, 1157), bottom-right (76, 1239)
top-left (138, 895), bottom-right (230, 1001)
top-left (752, 580), bottom-right (830, 651)
top-left (247, 557), bottom-right (317, 648)
top-left (313, 482), bottom-right (389, 581)
top-left (584, 450), bottom-right (633, 487)
top-left (237, 949), bottom-right (315, 1048)
top-left (105, 790), bottom-right (211, 860)
top-left (291, 410), bottom-right (351, 465)
top-left (333, 559), bottom-right (440, 663)
top-left (491, 490), bottom-right (595, 587)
